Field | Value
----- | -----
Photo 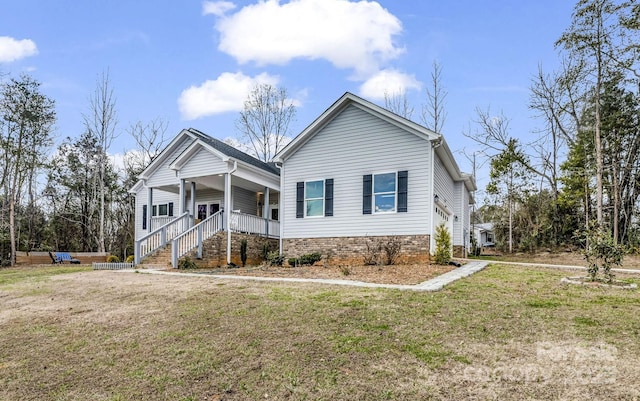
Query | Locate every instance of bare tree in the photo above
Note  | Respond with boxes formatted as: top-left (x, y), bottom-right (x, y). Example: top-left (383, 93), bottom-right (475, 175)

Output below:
top-left (126, 117), bottom-right (168, 173)
top-left (83, 70), bottom-right (118, 253)
top-left (235, 83), bottom-right (296, 162)
top-left (422, 60), bottom-right (448, 134)
top-left (384, 89), bottom-right (414, 119)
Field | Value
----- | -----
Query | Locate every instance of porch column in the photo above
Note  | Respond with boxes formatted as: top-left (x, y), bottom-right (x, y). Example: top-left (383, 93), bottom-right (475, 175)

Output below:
top-left (225, 172), bottom-right (232, 264)
top-left (190, 181), bottom-right (196, 227)
top-left (264, 187), bottom-right (270, 236)
top-left (147, 186), bottom-right (153, 232)
top-left (179, 179), bottom-right (186, 214)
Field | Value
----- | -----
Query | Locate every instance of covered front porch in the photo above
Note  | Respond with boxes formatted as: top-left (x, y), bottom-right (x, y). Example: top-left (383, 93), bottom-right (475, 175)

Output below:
top-left (134, 135), bottom-right (281, 267)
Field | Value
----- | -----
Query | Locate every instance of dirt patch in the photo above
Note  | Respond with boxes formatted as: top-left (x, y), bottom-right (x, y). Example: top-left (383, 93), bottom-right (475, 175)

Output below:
top-left (171, 262), bottom-right (458, 285)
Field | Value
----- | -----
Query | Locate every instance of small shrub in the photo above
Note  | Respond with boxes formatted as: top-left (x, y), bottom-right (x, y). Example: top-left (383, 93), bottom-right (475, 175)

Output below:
top-left (267, 251), bottom-right (285, 266)
top-left (340, 266), bottom-right (351, 276)
top-left (262, 242), bottom-right (271, 261)
top-left (106, 255), bottom-right (120, 263)
top-left (363, 236), bottom-right (381, 265)
top-left (299, 253), bottom-right (322, 265)
top-left (178, 256), bottom-right (199, 269)
top-left (288, 258), bottom-right (299, 267)
top-left (583, 229), bottom-right (624, 282)
top-left (434, 223), bottom-right (452, 265)
top-left (240, 239), bottom-right (248, 267)
top-left (381, 237), bottom-right (402, 265)
top-left (125, 255), bottom-right (134, 263)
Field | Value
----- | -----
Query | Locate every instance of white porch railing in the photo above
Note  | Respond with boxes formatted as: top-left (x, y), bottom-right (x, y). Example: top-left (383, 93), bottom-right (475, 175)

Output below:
top-left (171, 211), bottom-right (223, 268)
top-left (230, 211), bottom-right (280, 238)
top-left (151, 216), bottom-right (176, 231)
top-left (135, 212), bottom-right (190, 264)
top-left (169, 211), bottom-right (280, 268)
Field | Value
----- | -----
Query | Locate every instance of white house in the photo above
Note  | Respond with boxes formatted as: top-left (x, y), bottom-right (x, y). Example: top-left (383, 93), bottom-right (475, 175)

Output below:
top-left (130, 92), bottom-right (475, 267)
top-left (273, 92), bottom-right (475, 264)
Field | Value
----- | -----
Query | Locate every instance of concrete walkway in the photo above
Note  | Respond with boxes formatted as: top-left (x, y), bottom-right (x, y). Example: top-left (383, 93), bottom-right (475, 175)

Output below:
top-left (128, 260), bottom-right (490, 292)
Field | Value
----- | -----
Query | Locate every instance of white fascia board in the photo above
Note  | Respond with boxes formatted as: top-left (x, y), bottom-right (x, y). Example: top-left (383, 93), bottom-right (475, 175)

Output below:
top-left (128, 179), bottom-right (145, 194)
top-left (169, 140), bottom-right (229, 171)
top-left (233, 159), bottom-right (280, 190)
top-left (137, 129), bottom-right (196, 180)
top-left (274, 92), bottom-right (438, 162)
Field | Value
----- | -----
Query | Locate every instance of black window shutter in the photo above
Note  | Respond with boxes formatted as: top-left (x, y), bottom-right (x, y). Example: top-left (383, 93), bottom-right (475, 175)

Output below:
top-left (142, 205), bottom-right (147, 230)
top-left (296, 182), bottom-right (304, 218)
top-left (325, 179), bottom-right (334, 216)
top-left (363, 174), bottom-right (372, 214)
top-left (398, 170), bottom-right (408, 212)
top-left (168, 202), bottom-right (174, 217)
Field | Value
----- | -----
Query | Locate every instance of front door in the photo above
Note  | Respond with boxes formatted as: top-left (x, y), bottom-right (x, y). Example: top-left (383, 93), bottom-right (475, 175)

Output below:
top-left (209, 203), bottom-right (220, 216)
top-left (197, 204), bottom-right (207, 221)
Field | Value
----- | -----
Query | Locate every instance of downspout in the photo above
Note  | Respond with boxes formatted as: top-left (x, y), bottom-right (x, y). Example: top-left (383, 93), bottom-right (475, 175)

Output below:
top-left (275, 162), bottom-right (284, 255)
top-left (429, 136), bottom-right (443, 255)
top-left (226, 160), bottom-right (238, 265)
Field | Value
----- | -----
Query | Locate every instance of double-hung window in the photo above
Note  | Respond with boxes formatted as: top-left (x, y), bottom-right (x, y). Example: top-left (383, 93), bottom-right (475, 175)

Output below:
top-left (363, 171), bottom-right (408, 214)
top-left (305, 180), bottom-right (324, 217)
top-left (373, 172), bottom-right (396, 213)
top-left (296, 179), bottom-right (334, 218)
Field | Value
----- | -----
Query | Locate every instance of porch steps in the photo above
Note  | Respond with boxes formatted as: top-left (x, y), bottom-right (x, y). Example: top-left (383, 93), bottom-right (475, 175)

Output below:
top-left (139, 245), bottom-right (173, 269)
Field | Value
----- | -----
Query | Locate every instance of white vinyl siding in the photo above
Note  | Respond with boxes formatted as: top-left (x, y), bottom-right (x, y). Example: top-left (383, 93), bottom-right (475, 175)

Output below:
top-left (179, 147), bottom-right (228, 179)
top-left (232, 186), bottom-right (258, 215)
top-left (134, 188), bottom-right (179, 239)
top-left (282, 104), bottom-right (431, 238)
top-left (146, 138), bottom-right (193, 187)
top-left (452, 181), bottom-right (463, 246)
top-left (433, 155), bottom-right (454, 212)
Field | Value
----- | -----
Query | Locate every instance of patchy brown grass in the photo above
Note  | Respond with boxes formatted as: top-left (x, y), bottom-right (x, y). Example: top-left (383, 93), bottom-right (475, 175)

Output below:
top-left (1, 265), bottom-right (640, 400)
top-left (473, 250), bottom-right (640, 269)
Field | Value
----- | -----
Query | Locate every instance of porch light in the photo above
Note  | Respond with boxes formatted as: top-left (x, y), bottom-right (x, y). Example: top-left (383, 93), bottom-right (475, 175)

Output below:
top-left (434, 194), bottom-right (439, 203)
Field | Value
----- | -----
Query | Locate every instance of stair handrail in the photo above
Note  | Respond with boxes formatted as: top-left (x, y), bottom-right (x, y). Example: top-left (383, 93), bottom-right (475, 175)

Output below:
top-left (134, 212), bottom-right (190, 264)
top-left (171, 210), bottom-right (224, 268)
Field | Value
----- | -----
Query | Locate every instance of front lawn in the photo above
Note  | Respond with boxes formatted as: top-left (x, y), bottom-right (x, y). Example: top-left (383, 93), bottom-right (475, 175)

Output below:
top-left (0, 265), bottom-right (638, 400)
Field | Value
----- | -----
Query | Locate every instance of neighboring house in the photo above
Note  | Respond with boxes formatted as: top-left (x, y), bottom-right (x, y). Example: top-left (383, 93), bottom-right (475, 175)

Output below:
top-left (473, 222), bottom-right (495, 247)
top-left (130, 92), bottom-right (475, 267)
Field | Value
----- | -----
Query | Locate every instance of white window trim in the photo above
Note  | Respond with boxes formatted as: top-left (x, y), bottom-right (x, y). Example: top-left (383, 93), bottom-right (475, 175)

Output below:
top-left (304, 179), bottom-right (325, 218)
top-left (373, 171), bottom-right (397, 214)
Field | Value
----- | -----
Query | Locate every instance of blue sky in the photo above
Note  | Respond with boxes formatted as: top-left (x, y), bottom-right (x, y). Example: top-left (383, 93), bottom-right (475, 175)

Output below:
top-left (1, 0), bottom-right (576, 192)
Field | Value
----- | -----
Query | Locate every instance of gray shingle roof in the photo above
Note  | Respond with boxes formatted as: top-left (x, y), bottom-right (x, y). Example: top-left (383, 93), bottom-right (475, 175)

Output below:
top-left (187, 128), bottom-right (280, 175)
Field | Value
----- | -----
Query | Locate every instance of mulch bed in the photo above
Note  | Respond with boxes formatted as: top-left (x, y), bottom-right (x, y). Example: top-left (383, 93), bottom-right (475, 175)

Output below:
top-left (179, 262), bottom-right (459, 286)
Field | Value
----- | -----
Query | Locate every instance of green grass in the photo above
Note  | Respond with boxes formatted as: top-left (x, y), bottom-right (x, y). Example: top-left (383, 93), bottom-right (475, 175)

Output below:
top-left (1, 264), bottom-right (640, 400)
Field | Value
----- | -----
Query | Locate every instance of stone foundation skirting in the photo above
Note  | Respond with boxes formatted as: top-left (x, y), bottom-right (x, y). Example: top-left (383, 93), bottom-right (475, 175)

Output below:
top-left (187, 232), bottom-right (278, 268)
top-left (283, 235), bottom-right (431, 265)
top-left (453, 245), bottom-right (467, 258)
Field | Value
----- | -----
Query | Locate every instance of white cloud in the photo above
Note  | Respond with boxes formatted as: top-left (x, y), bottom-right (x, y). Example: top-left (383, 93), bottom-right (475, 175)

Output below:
top-left (0, 36), bottom-right (38, 63)
top-left (214, 0), bottom-right (404, 76)
top-left (359, 69), bottom-right (421, 100)
top-left (202, 1), bottom-right (236, 17)
top-left (178, 71), bottom-right (280, 120)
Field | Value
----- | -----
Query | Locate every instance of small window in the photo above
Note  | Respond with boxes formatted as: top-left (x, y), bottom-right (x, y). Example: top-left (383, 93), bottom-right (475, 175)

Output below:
top-left (158, 204), bottom-right (168, 216)
top-left (373, 172), bottom-right (396, 213)
top-left (305, 180), bottom-right (324, 217)
top-left (152, 205), bottom-right (157, 217)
